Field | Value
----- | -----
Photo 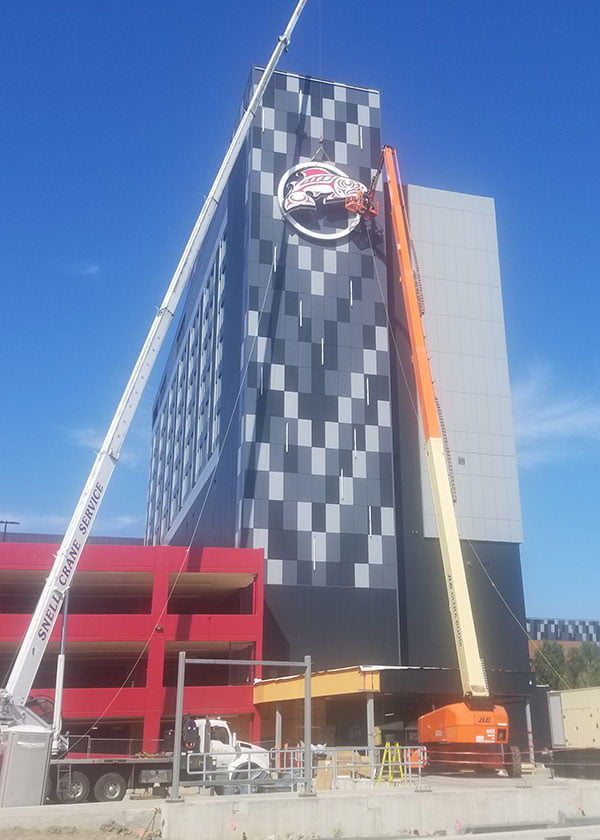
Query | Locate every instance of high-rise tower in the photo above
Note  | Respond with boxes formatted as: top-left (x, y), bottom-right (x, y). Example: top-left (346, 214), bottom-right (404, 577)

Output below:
top-left (146, 69), bottom-right (528, 693)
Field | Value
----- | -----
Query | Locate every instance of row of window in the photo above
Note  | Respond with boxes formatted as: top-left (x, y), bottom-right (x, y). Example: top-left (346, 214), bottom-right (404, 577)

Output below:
top-left (146, 230), bottom-right (227, 543)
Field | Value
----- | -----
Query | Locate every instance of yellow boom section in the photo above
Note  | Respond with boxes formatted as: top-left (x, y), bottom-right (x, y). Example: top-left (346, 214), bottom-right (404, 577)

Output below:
top-left (383, 146), bottom-right (488, 700)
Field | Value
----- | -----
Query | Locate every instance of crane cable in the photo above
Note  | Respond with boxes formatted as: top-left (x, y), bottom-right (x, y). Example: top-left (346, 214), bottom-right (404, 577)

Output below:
top-left (73, 167), bottom-right (570, 744)
top-left (69, 225), bottom-right (282, 750)
top-left (465, 538), bottom-right (572, 691)
top-left (364, 188), bottom-right (573, 693)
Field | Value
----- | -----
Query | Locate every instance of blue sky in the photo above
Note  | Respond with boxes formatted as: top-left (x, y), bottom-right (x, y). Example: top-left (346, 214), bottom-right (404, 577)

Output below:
top-left (1, 0), bottom-right (599, 620)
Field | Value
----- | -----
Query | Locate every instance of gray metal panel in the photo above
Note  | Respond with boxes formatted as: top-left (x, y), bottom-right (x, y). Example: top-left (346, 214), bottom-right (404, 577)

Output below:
top-left (407, 184), bottom-right (523, 544)
top-left (548, 692), bottom-right (566, 749)
top-left (551, 687), bottom-right (600, 750)
top-left (0, 725), bottom-right (52, 807)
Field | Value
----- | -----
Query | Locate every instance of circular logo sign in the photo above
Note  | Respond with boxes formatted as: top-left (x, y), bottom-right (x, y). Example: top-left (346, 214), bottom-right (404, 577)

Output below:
top-left (277, 162), bottom-right (368, 242)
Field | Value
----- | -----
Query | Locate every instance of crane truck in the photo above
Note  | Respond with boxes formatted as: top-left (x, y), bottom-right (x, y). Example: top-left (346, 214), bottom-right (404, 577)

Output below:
top-left (33, 710), bottom-right (270, 804)
top-left (0, 0), bottom-right (307, 808)
top-left (350, 146), bottom-right (521, 776)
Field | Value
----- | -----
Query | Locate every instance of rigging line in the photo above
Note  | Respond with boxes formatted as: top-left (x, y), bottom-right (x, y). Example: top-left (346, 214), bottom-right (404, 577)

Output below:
top-left (185, 230), bottom-right (280, 550)
top-left (151, 222), bottom-right (279, 608)
top-left (318, 0), bottom-right (322, 79)
top-left (365, 194), bottom-right (566, 692)
top-left (530, 645), bottom-right (572, 691)
top-left (365, 165), bottom-right (566, 696)
top-left (365, 220), bottom-right (420, 425)
top-left (72, 228), bottom-right (281, 745)
top-left (310, 142), bottom-right (331, 161)
top-left (466, 538), bottom-right (572, 691)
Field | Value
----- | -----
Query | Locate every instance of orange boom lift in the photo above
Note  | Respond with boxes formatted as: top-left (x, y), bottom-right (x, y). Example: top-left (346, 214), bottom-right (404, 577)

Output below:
top-left (350, 147), bottom-right (520, 774)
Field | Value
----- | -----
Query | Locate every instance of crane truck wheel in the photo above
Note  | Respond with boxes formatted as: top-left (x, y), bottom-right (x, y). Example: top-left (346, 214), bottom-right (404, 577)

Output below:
top-left (56, 770), bottom-right (91, 804)
top-left (93, 771), bottom-right (127, 802)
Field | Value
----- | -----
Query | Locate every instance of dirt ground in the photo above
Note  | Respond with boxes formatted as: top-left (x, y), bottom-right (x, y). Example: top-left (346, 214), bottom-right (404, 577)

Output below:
top-left (0, 818), bottom-right (161, 839)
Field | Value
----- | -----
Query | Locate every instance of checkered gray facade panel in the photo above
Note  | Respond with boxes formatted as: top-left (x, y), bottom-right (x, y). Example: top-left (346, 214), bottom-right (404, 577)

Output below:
top-left (237, 70), bottom-right (397, 590)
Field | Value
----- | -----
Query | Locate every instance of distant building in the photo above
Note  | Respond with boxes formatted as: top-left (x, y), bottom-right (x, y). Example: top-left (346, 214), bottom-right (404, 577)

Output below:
top-left (527, 617), bottom-right (600, 645)
top-left (3, 532), bottom-right (143, 546)
top-left (145, 69), bottom-right (530, 735)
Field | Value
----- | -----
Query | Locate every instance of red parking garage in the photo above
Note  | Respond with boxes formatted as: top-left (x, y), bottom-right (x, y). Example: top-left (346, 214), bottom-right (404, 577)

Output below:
top-left (0, 542), bottom-right (264, 752)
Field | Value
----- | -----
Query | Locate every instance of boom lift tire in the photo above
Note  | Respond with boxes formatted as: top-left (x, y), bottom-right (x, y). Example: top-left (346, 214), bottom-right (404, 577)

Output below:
top-left (93, 771), bottom-right (127, 802)
top-left (56, 770), bottom-right (90, 803)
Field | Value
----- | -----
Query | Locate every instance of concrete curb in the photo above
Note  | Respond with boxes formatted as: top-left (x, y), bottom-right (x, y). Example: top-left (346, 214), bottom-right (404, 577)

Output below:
top-left (0, 799), bottom-right (160, 836)
top-left (164, 780), bottom-right (600, 840)
top-left (0, 778), bottom-right (599, 840)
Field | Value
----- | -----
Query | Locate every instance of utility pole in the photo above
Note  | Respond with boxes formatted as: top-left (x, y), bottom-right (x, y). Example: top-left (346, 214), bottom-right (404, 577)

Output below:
top-left (0, 521), bottom-right (19, 542)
